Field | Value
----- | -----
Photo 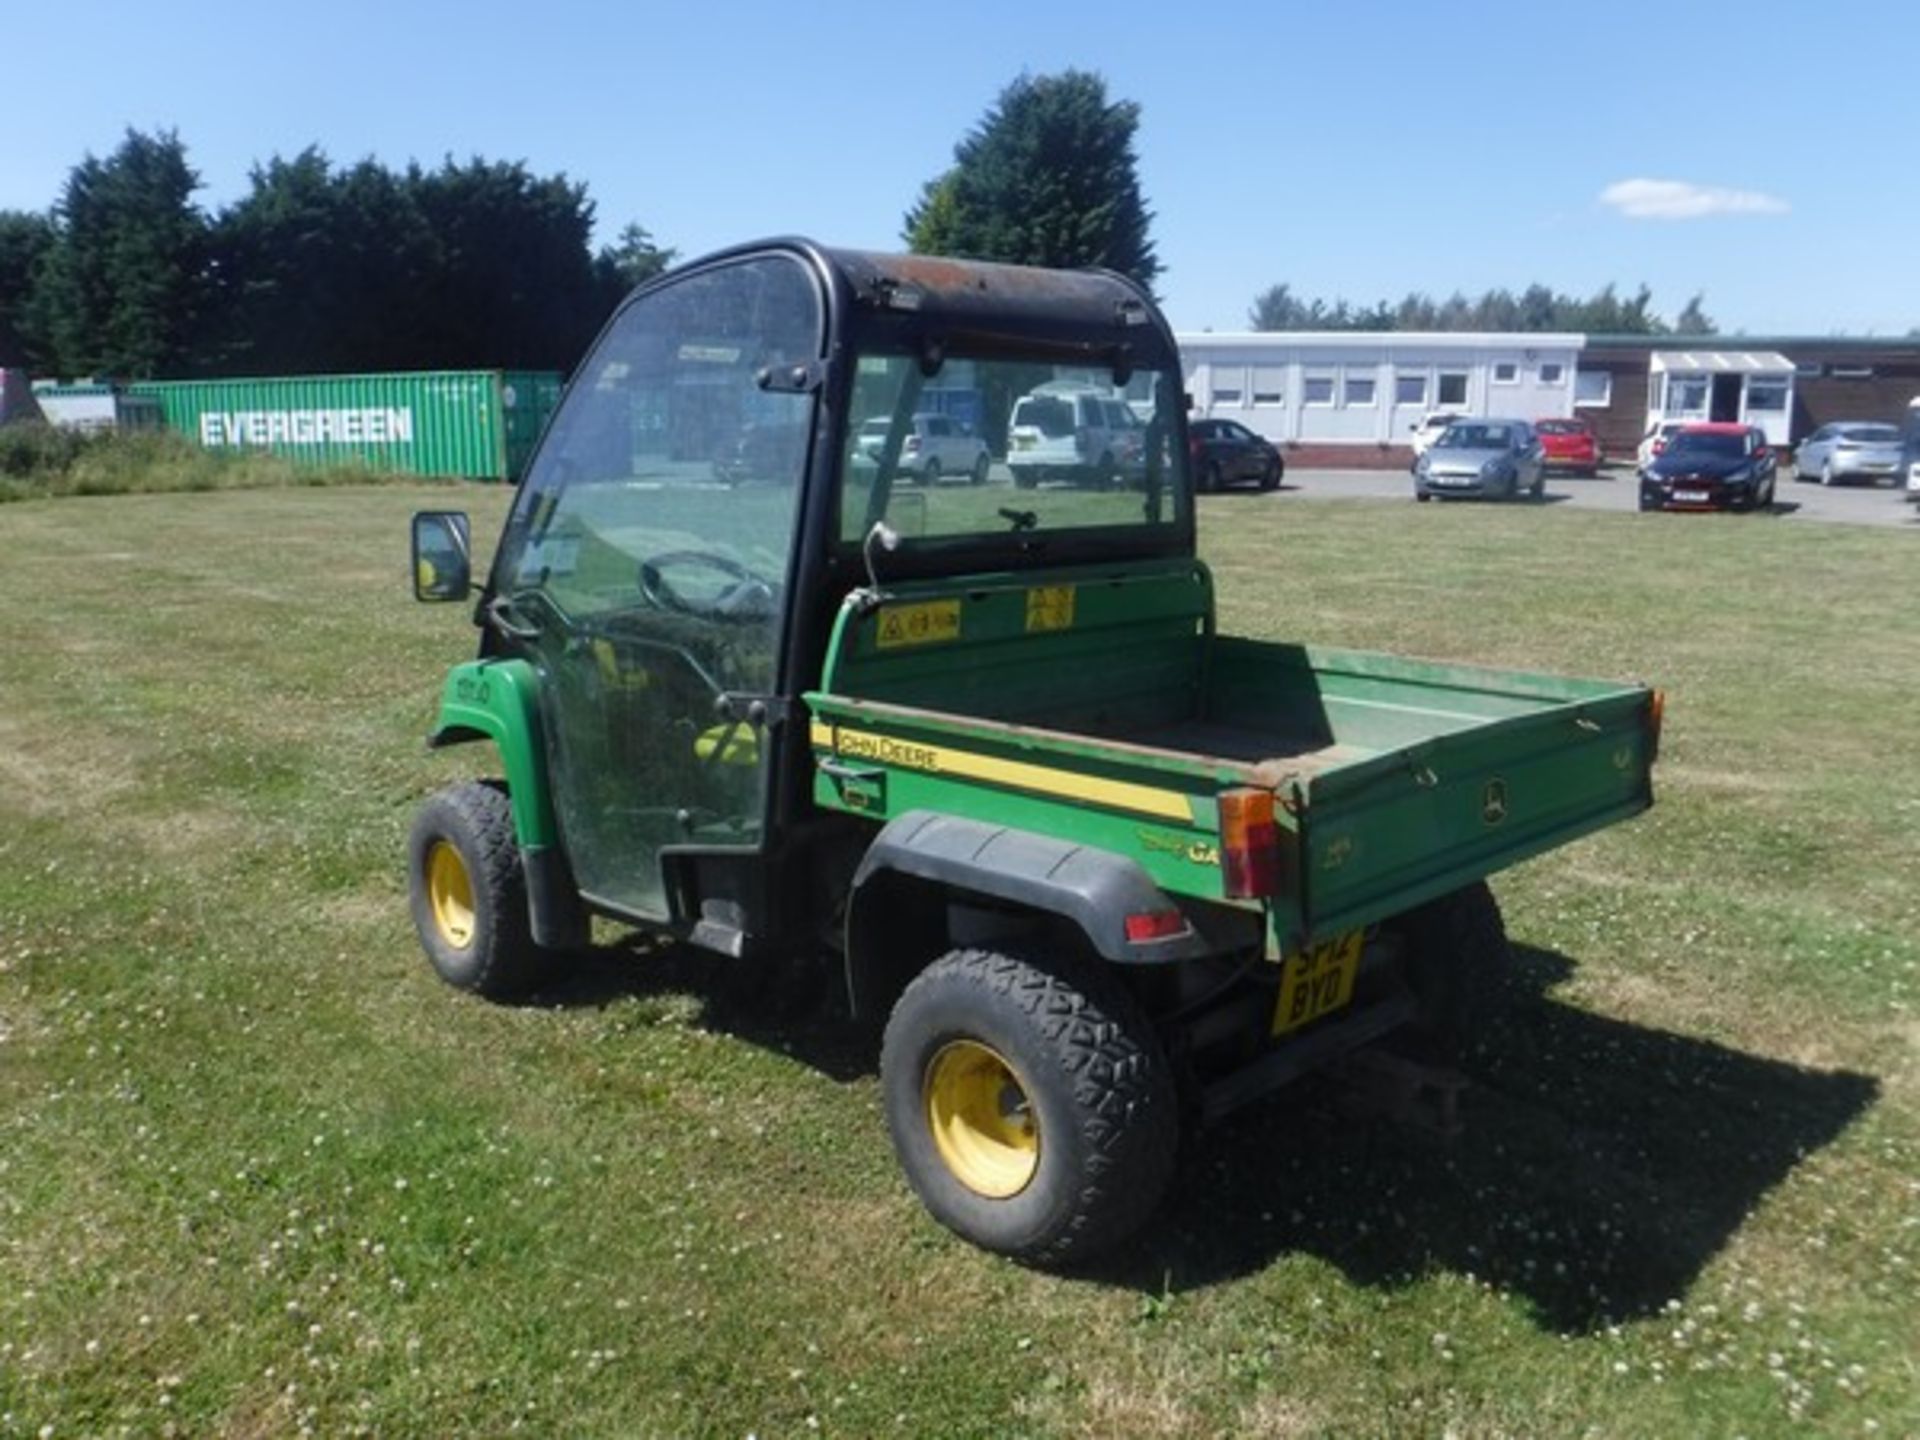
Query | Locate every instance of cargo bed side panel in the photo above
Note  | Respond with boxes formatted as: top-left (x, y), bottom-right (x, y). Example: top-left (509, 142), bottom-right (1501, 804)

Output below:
top-left (1297, 689), bottom-right (1653, 941)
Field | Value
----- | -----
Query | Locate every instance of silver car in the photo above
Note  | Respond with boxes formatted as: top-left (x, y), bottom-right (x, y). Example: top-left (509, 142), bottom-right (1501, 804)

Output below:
top-left (1414, 418), bottom-right (1545, 501)
top-left (1792, 422), bottom-right (1905, 486)
top-left (854, 412), bottom-right (992, 485)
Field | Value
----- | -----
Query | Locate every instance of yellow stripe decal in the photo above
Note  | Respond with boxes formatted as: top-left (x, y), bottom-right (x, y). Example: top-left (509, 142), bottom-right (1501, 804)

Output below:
top-left (810, 721), bottom-right (1193, 822)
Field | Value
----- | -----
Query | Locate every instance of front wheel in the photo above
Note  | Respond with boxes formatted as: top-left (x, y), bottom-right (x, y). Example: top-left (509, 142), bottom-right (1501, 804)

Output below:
top-left (881, 948), bottom-right (1178, 1265)
top-left (970, 453), bottom-right (990, 486)
top-left (923, 458), bottom-right (942, 486)
top-left (407, 782), bottom-right (545, 999)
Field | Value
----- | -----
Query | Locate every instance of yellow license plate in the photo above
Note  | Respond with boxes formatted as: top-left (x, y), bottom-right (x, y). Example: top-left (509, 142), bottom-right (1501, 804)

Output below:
top-left (1272, 930), bottom-right (1363, 1035)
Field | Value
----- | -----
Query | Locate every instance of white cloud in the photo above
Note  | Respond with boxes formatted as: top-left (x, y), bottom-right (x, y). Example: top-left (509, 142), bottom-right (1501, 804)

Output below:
top-left (1599, 178), bottom-right (1789, 220)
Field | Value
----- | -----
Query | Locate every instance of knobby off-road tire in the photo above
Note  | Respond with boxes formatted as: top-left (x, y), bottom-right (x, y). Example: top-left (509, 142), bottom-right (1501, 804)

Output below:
top-left (881, 948), bottom-right (1179, 1265)
top-left (1394, 880), bottom-right (1513, 1050)
top-left (408, 781), bottom-right (543, 1000)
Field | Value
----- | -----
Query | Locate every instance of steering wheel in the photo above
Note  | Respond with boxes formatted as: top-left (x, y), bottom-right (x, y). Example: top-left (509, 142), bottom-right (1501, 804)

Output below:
top-left (637, 550), bottom-right (777, 621)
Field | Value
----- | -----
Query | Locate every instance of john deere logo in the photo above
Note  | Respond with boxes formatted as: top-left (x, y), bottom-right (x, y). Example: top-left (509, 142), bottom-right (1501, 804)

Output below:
top-left (1482, 778), bottom-right (1509, 826)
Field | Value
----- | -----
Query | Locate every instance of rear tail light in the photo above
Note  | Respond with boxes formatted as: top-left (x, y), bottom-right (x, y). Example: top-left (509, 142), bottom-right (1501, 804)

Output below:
top-left (1218, 787), bottom-right (1281, 899)
top-left (1648, 688), bottom-right (1666, 762)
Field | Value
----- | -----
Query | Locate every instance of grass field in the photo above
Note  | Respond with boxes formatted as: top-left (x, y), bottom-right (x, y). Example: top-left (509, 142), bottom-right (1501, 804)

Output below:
top-left (2, 484), bottom-right (1915, 1437)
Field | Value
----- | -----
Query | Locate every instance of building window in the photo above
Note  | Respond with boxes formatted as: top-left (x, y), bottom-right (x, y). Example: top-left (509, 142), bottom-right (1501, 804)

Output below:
top-left (1573, 369), bottom-right (1612, 407)
top-left (1538, 362), bottom-right (1565, 384)
top-left (1437, 372), bottom-right (1468, 405)
top-left (1829, 365), bottom-right (1875, 380)
top-left (1303, 372), bottom-right (1335, 406)
top-left (1343, 369), bottom-right (1377, 407)
top-left (1210, 365), bottom-right (1245, 407)
top-left (1491, 361), bottom-right (1519, 384)
top-left (1394, 372), bottom-right (1427, 406)
top-left (1746, 380), bottom-right (1788, 412)
top-left (1251, 366), bottom-right (1284, 406)
top-left (1648, 374), bottom-right (1665, 412)
top-left (1668, 377), bottom-right (1709, 414)
top-left (1793, 361), bottom-right (1823, 378)
top-left (1211, 387), bottom-right (1244, 408)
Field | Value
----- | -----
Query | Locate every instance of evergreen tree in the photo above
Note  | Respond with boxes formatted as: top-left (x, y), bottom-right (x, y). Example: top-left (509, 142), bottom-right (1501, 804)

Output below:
top-left (595, 223), bottom-right (677, 301)
top-left (28, 129), bottom-right (209, 377)
top-left (903, 70), bottom-right (1161, 292)
top-left (1672, 294), bottom-right (1715, 335)
top-left (0, 211), bottom-right (56, 367)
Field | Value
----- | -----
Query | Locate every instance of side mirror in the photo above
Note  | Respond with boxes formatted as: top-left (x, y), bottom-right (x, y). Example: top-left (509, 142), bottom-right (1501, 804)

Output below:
top-left (412, 510), bottom-right (472, 602)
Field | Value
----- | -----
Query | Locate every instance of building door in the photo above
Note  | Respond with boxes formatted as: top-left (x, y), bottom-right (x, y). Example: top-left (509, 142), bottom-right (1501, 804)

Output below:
top-left (1710, 373), bottom-right (1743, 422)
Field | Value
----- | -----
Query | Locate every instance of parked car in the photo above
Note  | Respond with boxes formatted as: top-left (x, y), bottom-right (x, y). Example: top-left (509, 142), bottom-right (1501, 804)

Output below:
top-left (1535, 417), bottom-right (1603, 475)
top-left (1007, 385), bottom-right (1127, 488)
top-left (1099, 397), bottom-right (1150, 483)
top-left (1409, 411), bottom-right (1462, 460)
top-left (1188, 418), bottom-right (1283, 492)
top-left (1638, 423), bottom-right (1777, 513)
top-left (1792, 422), bottom-right (1904, 487)
top-left (1636, 421), bottom-right (1689, 469)
top-left (1413, 419), bottom-right (1545, 501)
top-left (852, 412), bottom-right (991, 485)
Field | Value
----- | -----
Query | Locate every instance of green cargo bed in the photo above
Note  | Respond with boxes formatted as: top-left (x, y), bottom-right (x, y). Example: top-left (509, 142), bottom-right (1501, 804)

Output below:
top-left (807, 561), bottom-right (1657, 949)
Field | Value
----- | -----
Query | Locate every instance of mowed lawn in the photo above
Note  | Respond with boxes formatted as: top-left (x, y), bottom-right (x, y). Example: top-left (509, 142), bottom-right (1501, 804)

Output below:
top-left (1, 483), bottom-right (1915, 1437)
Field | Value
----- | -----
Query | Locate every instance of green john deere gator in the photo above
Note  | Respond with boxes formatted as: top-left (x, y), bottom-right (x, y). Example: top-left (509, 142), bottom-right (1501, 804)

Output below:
top-left (407, 240), bottom-right (1662, 1263)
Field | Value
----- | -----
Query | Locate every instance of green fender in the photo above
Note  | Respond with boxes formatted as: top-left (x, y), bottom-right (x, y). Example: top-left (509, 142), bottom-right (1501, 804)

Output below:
top-left (428, 658), bottom-right (556, 848)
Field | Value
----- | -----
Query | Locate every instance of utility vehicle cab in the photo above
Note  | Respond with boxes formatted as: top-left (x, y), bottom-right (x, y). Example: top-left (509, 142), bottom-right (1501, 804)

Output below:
top-left (411, 240), bottom-right (1188, 958)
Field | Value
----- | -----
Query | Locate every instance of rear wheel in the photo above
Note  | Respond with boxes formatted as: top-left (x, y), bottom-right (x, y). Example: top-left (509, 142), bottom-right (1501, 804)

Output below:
top-left (1201, 461), bottom-right (1222, 495)
top-left (1819, 459), bottom-right (1834, 486)
top-left (407, 782), bottom-right (544, 999)
top-left (923, 458), bottom-right (942, 485)
top-left (970, 453), bottom-right (990, 486)
top-left (881, 947), bottom-right (1178, 1264)
top-left (1394, 880), bottom-right (1512, 1051)
top-left (1259, 455), bottom-right (1282, 491)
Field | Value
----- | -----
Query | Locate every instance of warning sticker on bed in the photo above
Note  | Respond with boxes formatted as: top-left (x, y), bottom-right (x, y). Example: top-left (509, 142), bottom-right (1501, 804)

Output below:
top-left (875, 599), bottom-right (961, 650)
top-left (1025, 585), bottom-right (1076, 633)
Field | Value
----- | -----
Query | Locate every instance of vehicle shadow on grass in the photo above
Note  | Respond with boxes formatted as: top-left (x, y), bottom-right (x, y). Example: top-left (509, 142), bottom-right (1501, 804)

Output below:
top-left (1093, 943), bottom-right (1879, 1333)
top-left (522, 933), bottom-right (877, 1083)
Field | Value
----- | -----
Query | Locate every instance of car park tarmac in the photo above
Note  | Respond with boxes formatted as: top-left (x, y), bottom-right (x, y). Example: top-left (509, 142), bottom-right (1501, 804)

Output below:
top-left (1265, 465), bottom-right (1917, 528)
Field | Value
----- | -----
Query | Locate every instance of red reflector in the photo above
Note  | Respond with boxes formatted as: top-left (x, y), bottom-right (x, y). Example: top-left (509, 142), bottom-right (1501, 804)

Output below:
top-left (1218, 787), bottom-right (1281, 899)
top-left (1124, 910), bottom-right (1190, 943)
top-left (1647, 688), bottom-right (1666, 761)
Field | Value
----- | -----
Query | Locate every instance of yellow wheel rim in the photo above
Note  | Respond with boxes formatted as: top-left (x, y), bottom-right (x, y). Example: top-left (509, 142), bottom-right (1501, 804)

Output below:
top-left (426, 840), bottom-right (476, 949)
top-left (924, 1040), bottom-right (1040, 1199)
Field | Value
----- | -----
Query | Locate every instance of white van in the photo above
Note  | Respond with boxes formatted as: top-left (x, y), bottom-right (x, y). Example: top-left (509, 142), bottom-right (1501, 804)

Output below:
top-left (1007, 385), bottom-right (1126, 489)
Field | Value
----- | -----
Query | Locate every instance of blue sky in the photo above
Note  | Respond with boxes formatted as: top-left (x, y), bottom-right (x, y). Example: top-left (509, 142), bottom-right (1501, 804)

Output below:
top-left (6, 0), bottom-right (1915, 336)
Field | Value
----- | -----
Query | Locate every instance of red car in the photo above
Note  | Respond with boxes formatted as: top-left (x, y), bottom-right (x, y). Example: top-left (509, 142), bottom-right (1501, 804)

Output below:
top-left (1535, 418), bottom-right (1603, 476)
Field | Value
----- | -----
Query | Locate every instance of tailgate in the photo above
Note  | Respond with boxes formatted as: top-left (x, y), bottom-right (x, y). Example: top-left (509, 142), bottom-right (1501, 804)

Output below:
top-left (1295, 686), bottom-right (1656, 940)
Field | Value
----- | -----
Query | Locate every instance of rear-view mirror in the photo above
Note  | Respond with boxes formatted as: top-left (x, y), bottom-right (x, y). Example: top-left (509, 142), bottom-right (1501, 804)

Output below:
top-left (412, 510), bottom-right (472, 602)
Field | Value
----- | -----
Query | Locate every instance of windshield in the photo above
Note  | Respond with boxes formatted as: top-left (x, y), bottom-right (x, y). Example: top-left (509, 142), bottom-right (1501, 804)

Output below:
top-left (1437, 424), bottom-right (1511, 449)
top-left (839, 355), bottom-right (1188, 547)
top-left (1537, 420), bottom-right (1584, 435)
top-left (496, 255), bottom-right (819, 626)
top-left (1666, 431), bottom-right (1745, 458)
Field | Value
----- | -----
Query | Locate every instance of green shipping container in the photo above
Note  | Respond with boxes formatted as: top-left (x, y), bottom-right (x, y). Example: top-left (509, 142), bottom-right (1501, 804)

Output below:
top-left (128, 370), bottom-right (564, 481)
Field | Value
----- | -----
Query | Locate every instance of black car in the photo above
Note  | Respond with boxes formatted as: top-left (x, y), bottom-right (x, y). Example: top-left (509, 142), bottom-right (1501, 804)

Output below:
top-left (1188, 419), bottom-right (1283, 493)
top-left (1638, 424), bottom-right (1777, 513)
